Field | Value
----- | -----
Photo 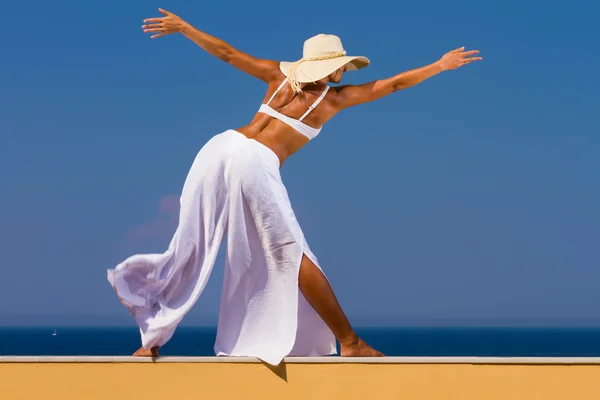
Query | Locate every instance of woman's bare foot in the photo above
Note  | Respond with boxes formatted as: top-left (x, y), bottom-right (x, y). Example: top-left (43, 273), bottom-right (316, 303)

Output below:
top-left (340, 337), bottom-right (384, 357)
top-left (132, 346), bottom-right (159, 357)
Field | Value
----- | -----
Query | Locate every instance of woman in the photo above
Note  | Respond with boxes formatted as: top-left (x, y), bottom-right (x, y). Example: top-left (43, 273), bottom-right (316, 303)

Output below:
top-left (107, 8), bottom-right (481, 366)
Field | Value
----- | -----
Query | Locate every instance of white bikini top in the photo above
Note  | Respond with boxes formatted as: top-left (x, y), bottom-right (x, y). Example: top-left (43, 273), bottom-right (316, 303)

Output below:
top-left (257, 78), bottom-right (329, 140)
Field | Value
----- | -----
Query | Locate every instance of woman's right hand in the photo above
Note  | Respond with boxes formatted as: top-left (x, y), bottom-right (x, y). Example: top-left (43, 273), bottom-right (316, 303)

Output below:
top-left (438, 47), bottom-right (482, 71)
top-left (142, 8), bottom-right (188, 39)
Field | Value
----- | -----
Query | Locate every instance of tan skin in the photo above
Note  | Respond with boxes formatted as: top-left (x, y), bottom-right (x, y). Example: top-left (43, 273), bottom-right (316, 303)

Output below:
top-left (133, 8), bottom-right (482, 358)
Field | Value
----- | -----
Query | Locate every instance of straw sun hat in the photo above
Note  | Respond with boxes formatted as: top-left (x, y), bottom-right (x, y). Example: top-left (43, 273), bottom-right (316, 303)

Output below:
top-left (279, 34), bottom-right (370, 93)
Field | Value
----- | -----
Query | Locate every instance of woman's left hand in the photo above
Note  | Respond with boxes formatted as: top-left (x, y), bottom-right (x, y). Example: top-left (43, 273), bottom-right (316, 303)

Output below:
top-left (142, 8), bottom-right (187, 39)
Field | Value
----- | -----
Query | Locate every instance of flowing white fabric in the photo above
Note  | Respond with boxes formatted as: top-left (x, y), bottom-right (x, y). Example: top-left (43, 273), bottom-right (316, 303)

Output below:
top-left (107, 129), bottom-right (336, 365)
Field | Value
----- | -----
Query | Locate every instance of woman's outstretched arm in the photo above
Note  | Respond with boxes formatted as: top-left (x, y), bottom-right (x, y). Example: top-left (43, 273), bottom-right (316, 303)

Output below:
top-left (142, 8), bottom-right (280, 83)
top-left (335, 46), bottom-right (482, 109)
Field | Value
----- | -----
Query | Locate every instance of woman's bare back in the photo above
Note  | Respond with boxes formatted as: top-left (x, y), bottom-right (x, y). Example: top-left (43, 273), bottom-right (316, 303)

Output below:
top-left (236, 71), bottom-right (342, 166)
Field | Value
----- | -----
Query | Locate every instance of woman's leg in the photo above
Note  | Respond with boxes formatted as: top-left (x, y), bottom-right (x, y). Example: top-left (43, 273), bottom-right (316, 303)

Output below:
top-left (298, 254), bottom-right (383, 357)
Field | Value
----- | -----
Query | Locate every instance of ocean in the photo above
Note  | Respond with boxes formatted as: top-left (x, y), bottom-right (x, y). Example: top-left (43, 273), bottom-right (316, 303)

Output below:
top-left (2, 327), bottom-right (600, 357)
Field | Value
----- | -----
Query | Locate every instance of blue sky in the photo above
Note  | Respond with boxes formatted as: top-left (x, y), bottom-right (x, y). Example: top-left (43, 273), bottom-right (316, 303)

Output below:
top-left (1, 0), bottom-right (598, 327)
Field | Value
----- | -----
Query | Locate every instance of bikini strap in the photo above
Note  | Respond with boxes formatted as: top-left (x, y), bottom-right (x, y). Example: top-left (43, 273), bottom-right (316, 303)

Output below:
top-left (298, 85), bottom-right (330, 121)
top-left (265, 78), bottom-right (289, 105)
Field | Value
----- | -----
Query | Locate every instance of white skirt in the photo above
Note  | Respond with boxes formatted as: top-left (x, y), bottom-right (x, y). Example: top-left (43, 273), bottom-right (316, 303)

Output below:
top-left (107, 129), bottom-right (336, 365)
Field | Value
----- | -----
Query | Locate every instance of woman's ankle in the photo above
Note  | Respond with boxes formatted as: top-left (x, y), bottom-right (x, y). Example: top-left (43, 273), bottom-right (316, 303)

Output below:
top-left (338, 331), bottom-right (359, 347)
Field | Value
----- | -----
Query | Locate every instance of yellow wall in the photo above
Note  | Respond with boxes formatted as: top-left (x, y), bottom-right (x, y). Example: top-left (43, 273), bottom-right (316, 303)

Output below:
top-left (3, 360), bottom-right (600, 400)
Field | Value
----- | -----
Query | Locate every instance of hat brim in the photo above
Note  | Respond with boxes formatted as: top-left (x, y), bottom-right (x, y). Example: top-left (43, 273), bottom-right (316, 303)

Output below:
top-left (279, 55), bottom-right (370, 83)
